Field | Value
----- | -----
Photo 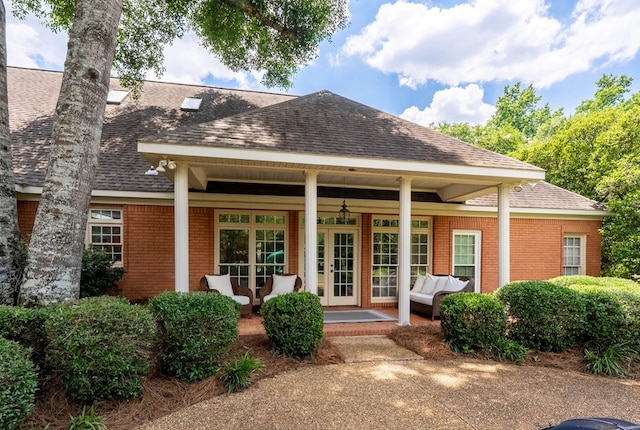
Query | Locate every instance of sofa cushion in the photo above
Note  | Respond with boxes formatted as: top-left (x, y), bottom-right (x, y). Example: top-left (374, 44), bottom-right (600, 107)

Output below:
top-left (205, 274), bottom-right (234, 297)
top-left (231, 295), bottom-right (250, 306)
top-left (271, 274), bottom-right (297, 295)
top-left (442, 276), bottom-right (469, 292)
top-left (411, 276), bottom-right (426, 292)
top-left (420, 274), bottom-right (439, 294)
top-left (409, 291), bottom-right (434, 305)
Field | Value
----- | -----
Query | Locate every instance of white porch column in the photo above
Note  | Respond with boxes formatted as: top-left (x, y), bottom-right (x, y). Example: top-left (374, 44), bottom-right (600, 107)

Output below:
top-left (174, 162), bottom-right (189, 293)
top-left (305, 171), bottom-right (318, 295)
top-left (498, 184), bottom-right (510, 288)
top-left (398, 177), bottom-right (412, 326)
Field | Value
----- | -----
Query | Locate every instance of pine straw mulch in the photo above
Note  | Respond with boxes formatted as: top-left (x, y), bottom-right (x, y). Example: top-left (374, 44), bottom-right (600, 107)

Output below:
top-left (24, 325), bottom-right (636, 429)
top-left (24, 335), bottom-right (345, 430)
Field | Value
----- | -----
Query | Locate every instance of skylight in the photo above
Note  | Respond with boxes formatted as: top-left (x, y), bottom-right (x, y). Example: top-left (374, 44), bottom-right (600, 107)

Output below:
top-left (107, 90), bottom-right (129, 105)
top-left (181, 97), bottom-right (202, 112)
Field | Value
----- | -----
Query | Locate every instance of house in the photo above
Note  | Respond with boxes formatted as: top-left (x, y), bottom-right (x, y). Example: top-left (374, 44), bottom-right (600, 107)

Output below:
top-left (9, 67), bottom-right (606, 324)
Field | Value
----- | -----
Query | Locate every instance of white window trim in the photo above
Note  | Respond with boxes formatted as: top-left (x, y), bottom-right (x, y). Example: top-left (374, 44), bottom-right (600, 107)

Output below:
top-left (215, 211), bottom-right (289, 296)
top-left (371, 216), bottom-right (432, 302)
top-left (86, 208), bottom-right (123, 267)
top-left (452, 230), bottom-right (481, 292)
top-left (563, 234), bottom-right (587, 276)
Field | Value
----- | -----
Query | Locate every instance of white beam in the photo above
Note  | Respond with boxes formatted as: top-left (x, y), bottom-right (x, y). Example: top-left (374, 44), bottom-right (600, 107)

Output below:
top-left (305, 171), bottom-right (318, 295)
top-left (174, 163), bottom-right (190, 292)
top-left (498, 184), bottom-right (510, 288)
top-left (398, 177), bottom-right (412, 326)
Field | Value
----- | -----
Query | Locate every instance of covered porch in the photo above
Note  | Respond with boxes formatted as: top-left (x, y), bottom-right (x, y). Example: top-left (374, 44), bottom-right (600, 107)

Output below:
top-left (138, 91), bottom-right (545, 325)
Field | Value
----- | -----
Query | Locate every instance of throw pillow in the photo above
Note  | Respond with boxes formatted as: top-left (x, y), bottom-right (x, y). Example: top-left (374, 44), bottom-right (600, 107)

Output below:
top-left (205, 274), bottom-right (234, 297)
top-left (420, 274), bottom-right (439, 295)
top-left (443, 276), bottom-right (469, 292)
top-left (411, 276), bottom-right (426, 292)
top-left (271, 274), bottom-right (298, 295)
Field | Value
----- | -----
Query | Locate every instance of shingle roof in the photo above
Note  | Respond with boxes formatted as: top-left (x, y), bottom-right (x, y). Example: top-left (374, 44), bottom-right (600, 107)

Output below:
top-left (8, 67), bottom-right (294, 193)
top-left (467, 181), bottom-right (605, 211)
top-left (145, 90), bottom-right (543, 171)
top-left (8, 67), bottom-right (602, 213)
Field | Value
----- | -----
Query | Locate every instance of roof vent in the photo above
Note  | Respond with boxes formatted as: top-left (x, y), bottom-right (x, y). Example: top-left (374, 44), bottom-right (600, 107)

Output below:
top-left (181, 97), bottom-right (202, 112)
top-left (107, 90), bottom-right (129, 105)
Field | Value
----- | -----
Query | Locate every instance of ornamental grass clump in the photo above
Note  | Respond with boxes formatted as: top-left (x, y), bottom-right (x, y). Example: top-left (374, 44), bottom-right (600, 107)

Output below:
top-left (495, 281), bottom-right (586, 352)
top-left (148, 291), bottom-right (240, 382)
top-left (0, 338), bottom-right (38, 430)
top-left (45, 296), bottom-right (156, 403)
top-left (220, 351), bottom-right (264, 393)
top-left (261, 292), bottom-right (324, 359)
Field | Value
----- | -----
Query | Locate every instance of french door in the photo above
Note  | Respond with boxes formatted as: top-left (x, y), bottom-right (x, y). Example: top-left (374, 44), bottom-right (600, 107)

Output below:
top-left (317, 228), bottom-right (358, 306)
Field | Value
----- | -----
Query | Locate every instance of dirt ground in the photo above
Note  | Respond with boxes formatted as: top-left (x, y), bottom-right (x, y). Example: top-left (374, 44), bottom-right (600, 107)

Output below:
top-left (24, 325), bottom-right (608, 429)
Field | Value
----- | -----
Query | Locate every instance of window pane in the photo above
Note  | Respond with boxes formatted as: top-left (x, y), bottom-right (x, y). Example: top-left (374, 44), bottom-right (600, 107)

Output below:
top-left (219, 229), bottom-right (249, 263)
top-left (453, 233), bottom-right (478, 282)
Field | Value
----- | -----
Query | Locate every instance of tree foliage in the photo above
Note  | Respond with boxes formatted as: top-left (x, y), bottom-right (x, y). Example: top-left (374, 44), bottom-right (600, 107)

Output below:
top-left (6, 0), bottom-right (348, 305)
top-left (438, 74), bottom-right (640, 279)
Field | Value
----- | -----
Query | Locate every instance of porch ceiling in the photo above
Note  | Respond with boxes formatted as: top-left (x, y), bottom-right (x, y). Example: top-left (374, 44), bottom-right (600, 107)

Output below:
top-left (138, 153), bottom-right (543, 203)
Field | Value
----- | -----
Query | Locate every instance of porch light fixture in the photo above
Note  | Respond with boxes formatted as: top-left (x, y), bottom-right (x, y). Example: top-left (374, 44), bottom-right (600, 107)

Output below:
top-left (338, 200), bottom-right (350, 224)
top-left (155, 159), bottom-right (177, 173)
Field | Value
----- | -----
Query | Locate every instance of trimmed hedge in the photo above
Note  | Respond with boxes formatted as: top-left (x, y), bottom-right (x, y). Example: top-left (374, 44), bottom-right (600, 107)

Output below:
top-left (261, 292), bottom-right (324, 359)
top-left (440, 293), bottom-right (506, 353)
top-left (45, 297), bottom-right (156, 403)
top-left (0, 305), bottom-right (52, 371)
top-left (495, 281), bottom-right (587, 352)
top-left (0, 338), bottom-right (38, 430)
top-left (148, 291), bottom-right (240, 382)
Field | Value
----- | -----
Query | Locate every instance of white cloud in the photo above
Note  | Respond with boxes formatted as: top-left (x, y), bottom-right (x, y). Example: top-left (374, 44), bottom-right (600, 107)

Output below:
top-left (149, 32), bottom-right (260, 90)
top-left (342, 0), bottom-right (640, 88)
top-left (400, 84), bottom-right (495, 125)
top-left (6, 20), bottom-right (67, 70)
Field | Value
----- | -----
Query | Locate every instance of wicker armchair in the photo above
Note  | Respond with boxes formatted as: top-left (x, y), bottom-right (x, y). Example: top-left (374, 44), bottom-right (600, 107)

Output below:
top-left (200, 275), bottom-right (254, 318)
top-left (258, 273), bottom-right (302, 305)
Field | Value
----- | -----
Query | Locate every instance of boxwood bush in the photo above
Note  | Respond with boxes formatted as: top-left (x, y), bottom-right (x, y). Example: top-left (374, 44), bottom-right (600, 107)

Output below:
top-left (148, 291), bottom-right (240, 382)
top-left (261, 292), bottom-right (323, 359)
top-left (0, 338), bottom-right (38, 430)
top-left (440, 293), bottom-right (506, 354)
top-left (45, 296), bottom-right (156, 403)
top-left (0, 305), bottom-right (53, 371)
top-left (495, 281), bottom-right (586, 352)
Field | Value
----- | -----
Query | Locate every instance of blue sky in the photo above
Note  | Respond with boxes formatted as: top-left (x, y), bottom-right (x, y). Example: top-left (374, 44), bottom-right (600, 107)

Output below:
top-left (6, 0), bottom-right (640, 126)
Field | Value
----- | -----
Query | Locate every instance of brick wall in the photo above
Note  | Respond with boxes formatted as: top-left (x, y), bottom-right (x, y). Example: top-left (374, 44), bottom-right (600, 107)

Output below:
top-left (16, 201), bottom-right (603, 301)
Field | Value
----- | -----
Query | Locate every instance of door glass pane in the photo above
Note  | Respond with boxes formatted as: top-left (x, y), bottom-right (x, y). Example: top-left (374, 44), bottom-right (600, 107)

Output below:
top-left (317, 232), bottom-right (325, 298)
top-left (219, 229), bottom-right (250, 288)
top-left (333, 233), bottom-right (354, 297)
top-left (255, 229), bottom-right (285, 298)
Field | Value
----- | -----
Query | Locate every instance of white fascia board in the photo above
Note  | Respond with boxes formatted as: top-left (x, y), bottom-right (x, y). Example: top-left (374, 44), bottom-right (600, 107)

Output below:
top-left (138, 142), bottom-right (546, 183)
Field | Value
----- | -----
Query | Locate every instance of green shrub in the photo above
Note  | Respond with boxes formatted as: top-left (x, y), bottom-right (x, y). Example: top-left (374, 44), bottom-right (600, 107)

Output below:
top-left (45, 296), bottom-right (156, 403)
top-left (80, 247), bottom-right (126, 298)
top-left (550, 275), bottom-right (640, 291)
top-left (220, 351), bottom-right (264, 393)
top-left (148, 291), bottom-right (240, 382)
top-left (68, 406), bottom-right (107, 430)
top-left (261, 292), bottom-right (324, 359)
top-left (495, 281), bottom-right (587, 352)
top-left (0, 305), bottom-right (53, 370)
top-left (440, 293), bottom-right (506, 354)
top-left (0, 337), bottom-right (38, 430)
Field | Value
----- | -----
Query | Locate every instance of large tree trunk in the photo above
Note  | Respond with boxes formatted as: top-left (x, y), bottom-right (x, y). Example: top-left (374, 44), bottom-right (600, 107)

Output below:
top-left (0, 1), bottom-right (21, 305)
top-left (18, 0), bottom-right (123, 306)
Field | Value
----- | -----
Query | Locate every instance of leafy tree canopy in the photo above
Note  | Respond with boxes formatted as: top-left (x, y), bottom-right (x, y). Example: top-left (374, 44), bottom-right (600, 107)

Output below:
top-left (10, 0), bottom-right (349, 91)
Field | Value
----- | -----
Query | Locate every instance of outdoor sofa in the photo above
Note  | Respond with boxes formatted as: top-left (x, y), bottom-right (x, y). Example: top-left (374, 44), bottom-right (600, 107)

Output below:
top-left (409, 274), bottom-right (474, 320)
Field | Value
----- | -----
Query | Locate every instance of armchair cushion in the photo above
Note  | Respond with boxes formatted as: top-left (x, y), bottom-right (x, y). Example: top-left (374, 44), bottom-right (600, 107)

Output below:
top-left (205, 274), bottom-right (234, 297)
top-left (271, 274), bottom-right (298, 296)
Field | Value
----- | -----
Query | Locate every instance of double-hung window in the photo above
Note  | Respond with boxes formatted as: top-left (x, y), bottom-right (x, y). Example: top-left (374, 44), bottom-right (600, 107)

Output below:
top-left (563, 235), bottom-right (585, 275)
top-left (86, 208), bottom-right (123, 265)
top-left (217, 212), bottom-right (287, 299)
top-left (371, 217), bottom-right (431, 299)
top-left (452, 230), bottom-right (480, 289)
